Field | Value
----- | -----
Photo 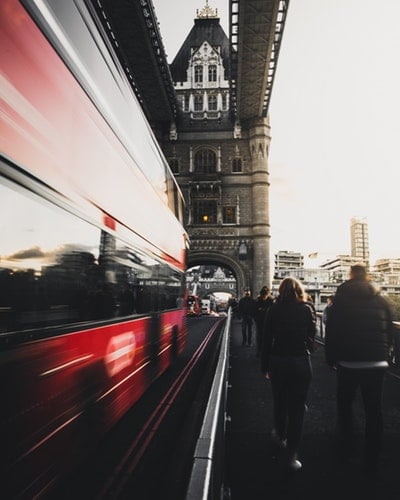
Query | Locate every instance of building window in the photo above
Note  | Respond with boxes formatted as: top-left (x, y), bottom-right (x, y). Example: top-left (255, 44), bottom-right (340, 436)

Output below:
top-left (194, 94), bottom-right (203, 111)
top-left (184, 94), bottom-right (190, 111)
top-left (194, 148), bottom-right (216, 173)
top-left (168, 158), bottom-right (179, 174)
top-left (194, 65), bottom-right (203, 83)
top-left (223, 206), bottom-right (236, 224)
top-left (232, 158), bottom-right (242, 173)
top-left (222, 93), bottom-right (228, 110)
top-left (208, 94), bottom-right (217, 111)
top-left (208, 65), bottom-right (217, 82)
top-left (193, 200), bottom-right (217, 224)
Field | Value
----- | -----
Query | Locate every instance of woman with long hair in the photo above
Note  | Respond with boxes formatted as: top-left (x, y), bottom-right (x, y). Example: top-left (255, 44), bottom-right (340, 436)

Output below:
top-left (261, 277), bottom-right (316, 471)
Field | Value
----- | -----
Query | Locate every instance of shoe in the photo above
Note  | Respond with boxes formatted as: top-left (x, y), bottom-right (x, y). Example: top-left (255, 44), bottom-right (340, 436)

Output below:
top-left (287, 458), bottom-right (302, 472)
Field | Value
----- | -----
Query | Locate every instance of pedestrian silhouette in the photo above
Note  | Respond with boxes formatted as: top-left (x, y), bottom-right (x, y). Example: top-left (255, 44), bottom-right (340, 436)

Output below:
top-left (261, 277), bottom-right (316, 472)
top-left (325, 263), bottom-right (393, 477)
top-left (254, 286), bottom-right (274, 356)
top-left (238, 288), bottom-right (256, 346)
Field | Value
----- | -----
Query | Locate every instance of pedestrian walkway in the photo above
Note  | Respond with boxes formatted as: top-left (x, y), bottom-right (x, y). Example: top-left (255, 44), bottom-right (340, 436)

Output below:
top-left (225, 318), bottom-right (400, 500)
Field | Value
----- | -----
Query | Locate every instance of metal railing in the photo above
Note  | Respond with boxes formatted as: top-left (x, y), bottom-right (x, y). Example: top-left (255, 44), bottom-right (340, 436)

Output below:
top-left (185, 309), bottom-right (231, 500)
top-left (185, 311), bottom-right (400, 500)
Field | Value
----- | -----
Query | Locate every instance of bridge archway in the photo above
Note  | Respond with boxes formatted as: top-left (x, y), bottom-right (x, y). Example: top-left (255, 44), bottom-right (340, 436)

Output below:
top-left (187, 251), bottom-right (248, 298)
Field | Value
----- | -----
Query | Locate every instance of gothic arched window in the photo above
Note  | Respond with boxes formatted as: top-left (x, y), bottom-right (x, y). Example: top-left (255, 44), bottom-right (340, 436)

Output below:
top-left (223, 206), bottom-right (237, 224)
top-left (194, 65), bottom-right (203, 83)
top-left (208, 65), bottom-right (217, 82)
top-left (184, 94), bottom-right (190, 111)
top-left (193, 200), bottom-right (217, 224)
top-left (194, 94), bottom-right (203, 111)
top-left (194, 148), bottom-right (217, 173)
top-left (208, 94), bottom-right (217, 111)
top-left (232, 157), bottom-right (242, 173)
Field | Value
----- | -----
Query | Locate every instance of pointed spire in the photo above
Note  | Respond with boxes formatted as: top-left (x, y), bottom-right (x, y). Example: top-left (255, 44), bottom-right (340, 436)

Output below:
top-left (196, 0), bottom-right (218, 19)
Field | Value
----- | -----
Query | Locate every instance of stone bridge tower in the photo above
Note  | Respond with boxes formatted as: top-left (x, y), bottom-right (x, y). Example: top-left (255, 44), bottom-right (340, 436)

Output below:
top-left (160, 2), bottom-right (271, 295)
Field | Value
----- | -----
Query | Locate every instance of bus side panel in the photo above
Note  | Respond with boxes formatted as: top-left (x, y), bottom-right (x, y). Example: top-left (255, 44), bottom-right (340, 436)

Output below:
top-left (159, 309), bottom-right (187, 368)
top-left (0, 0), bottom-right (185, 267)
top-left (1, 316), bottom-right (174, 498)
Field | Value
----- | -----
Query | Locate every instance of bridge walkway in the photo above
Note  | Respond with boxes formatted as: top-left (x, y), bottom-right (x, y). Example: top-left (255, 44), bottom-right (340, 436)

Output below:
top-left (225, 317), bottom-right (400, 500)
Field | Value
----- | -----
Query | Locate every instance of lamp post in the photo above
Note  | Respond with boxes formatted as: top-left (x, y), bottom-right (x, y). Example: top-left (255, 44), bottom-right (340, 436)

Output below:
top-left (238, 240), bottom-right (248, 261)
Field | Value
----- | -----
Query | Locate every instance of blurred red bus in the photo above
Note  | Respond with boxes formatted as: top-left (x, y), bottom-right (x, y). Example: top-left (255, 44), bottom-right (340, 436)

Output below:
top-left (0, 0), bottom-right (187, 497)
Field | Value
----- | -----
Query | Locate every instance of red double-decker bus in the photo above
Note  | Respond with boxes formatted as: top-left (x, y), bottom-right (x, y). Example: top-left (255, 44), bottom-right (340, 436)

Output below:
top-left (0, 0), bottom-right (188, 496)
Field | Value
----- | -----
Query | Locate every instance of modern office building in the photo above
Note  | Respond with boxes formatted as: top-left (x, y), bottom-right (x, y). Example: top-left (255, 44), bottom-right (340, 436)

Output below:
top-left (350, 216), bottom-right (370, 268)
top-left (274, 251), bottom-right (304, 279)
top-left (373, 258), bottom-right (400, 286)
top-left (320, 254), bottom-right (364, 282)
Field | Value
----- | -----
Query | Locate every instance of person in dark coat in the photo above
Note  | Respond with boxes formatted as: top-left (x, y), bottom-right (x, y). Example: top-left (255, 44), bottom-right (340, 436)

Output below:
top-left (325, 263), bottom-right (393, 476)
top-left (261, 277), bottom-right (316, 472)
top-left (228, 295), bottom-right (239, 319)
top-left (238, 288), bottom-right (256, 346)
top-left (322, 295), bottom-right (334, 326)
top-left (254, 286), bottom-right (274, 356)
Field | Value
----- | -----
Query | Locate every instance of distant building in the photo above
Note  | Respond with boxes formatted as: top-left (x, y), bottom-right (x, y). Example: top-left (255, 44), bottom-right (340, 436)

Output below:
top-left (272, 251), bottom-right (336, 310)
top-left (350, 216), bottom-right (370, 269)
top-left (373, 258), bottom-right (400, 287)
top-left (274, 251), bottom-right (304, 279)
top-left (186, 265), bottom-right (237, 297)
top-left (374, 258), bottom-right (400, 275)
top-left (320, 254), bottom-right (364, 282)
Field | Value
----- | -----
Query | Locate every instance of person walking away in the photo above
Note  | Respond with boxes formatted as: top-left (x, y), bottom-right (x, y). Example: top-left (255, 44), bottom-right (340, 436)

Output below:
top-left (228, 295), bottom-right (239, 319)
top-left (304, 294), bottom-right (316, 320)
top-left (325, 264), bottom-right (393, 477)
top-left (322, 295), bottom-right (334, 326)
top-left (238, 288), bottom-right (256, 346)
top-left (261, 277), bottom-right (316, 472)
top-left (254, 286), bottom-right (274, 356)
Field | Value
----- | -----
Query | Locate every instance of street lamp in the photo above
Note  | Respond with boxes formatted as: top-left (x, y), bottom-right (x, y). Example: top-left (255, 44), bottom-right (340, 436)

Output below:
top-left (238, 240), bottom-right (248, 261)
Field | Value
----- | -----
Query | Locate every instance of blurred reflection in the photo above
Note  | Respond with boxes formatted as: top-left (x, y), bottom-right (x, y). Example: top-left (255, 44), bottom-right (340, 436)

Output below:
top-left (0, 181), bottom-right (184, 339)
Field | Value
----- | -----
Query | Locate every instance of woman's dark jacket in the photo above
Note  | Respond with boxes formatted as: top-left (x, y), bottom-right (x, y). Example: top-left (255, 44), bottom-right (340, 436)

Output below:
top-left (325, 278), bottom-right (393, 365)
top-left (261, 301), bottom-right (316, 372)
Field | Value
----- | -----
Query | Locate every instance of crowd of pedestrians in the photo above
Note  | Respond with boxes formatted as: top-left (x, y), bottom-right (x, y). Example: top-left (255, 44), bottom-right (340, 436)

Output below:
top-left (234, 263), bottom-right (394, 478)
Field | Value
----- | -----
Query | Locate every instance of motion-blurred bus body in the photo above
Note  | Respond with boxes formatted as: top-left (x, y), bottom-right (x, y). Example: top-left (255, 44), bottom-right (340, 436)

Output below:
top-left (0, 0), bottom-right (187, 497)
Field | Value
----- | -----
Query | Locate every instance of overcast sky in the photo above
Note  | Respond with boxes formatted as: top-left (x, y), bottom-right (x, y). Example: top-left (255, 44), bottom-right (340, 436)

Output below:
top-left (153, 0), bottom-right (400, 267)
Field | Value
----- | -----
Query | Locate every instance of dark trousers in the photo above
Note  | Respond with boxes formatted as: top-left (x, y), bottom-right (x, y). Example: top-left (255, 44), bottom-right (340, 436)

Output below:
top-left (255, 322), bottom-right (263, 355)
top-left (270, 355), bottom-right (312, 455)
top-left (241, 315), bottom-right (253, 345)
top-left (336, 366), bottom-right (386, 467)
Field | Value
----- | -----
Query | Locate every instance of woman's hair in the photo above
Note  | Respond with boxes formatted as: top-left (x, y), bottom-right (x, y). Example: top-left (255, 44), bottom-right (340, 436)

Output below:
top-left (277, 277), bottom-right (305, 303)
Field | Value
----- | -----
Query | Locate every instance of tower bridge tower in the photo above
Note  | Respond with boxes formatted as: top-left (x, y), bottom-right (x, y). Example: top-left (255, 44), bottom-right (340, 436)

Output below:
top-left (161, 2), bottom-right (271, 294)
top-left (85, 0), bottom-right (289, 293)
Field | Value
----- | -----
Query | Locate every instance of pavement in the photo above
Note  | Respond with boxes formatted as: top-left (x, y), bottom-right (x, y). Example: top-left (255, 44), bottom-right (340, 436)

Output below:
top-left (225, 317), bottom-right (400, 500)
